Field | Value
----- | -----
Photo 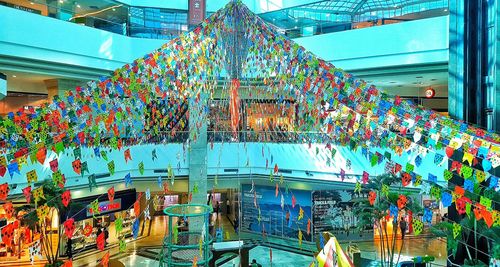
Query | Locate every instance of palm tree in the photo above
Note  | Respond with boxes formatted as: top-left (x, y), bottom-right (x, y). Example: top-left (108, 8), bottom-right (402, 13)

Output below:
top-left (16, 181), bottom-right (83, 266)
top-left (354, 173), bottom-right (422, 267)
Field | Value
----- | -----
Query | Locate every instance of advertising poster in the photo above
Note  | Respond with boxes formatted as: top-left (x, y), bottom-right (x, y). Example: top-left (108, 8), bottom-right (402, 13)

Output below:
top-left (312, 190), bottom-right (370, 240)
top-left (241, 184), bottom-right (312, 241)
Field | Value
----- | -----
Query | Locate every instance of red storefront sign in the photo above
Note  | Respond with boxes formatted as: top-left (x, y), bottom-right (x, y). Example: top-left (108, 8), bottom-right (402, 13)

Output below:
top-left (188, 0), bottom-right (206, 25)
top-left (87, 198), bottom-right (122, 216)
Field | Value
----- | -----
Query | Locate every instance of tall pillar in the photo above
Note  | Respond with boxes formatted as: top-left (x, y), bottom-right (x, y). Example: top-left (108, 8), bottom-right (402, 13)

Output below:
top-left (188, 89), bottom-right (208, 232)
top-left (449, 0), bottom-right (500, 130)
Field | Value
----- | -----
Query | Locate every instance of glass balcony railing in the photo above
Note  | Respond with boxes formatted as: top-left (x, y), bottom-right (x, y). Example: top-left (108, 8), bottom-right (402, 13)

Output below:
top-left (0, 0), bottom-right (189, 40)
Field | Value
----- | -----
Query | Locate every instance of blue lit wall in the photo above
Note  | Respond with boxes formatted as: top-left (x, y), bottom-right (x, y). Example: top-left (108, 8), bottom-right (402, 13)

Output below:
top-left (293, 16), bottom-right (449, 70)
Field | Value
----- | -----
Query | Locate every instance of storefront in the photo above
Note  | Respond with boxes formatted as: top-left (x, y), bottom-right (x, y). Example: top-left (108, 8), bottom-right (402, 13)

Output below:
top-left (60, 189), bottom-right (137, 256)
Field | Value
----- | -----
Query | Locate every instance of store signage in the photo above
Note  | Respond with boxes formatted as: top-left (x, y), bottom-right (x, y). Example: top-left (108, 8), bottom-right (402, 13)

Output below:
top-left (425, 87), bottom-right (435, 98)
top-left (0, 1), bottom-right (42, 14)
top-left (188, 0), bottom-right (206, 25)
top-left (86, 198), bottom-right (121, 217)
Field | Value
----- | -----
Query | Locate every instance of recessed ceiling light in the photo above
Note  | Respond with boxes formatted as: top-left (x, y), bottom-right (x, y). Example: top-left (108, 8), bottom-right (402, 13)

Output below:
top-left (326, 14), bottom-right (330, 17)
top-left (295, 19), bottom-right (298, 22)
top-left (30, 2), bottom-right (34, 4)
top-left (112, 8), bottom-right (116, 11)
top-left (76, 4), bottom-right (81, 8)
top-left (444, 8), bottom-right (448, 12)
top-left (294, 26), bottom-right (297, 29)
top-left (12, 75), bottom-right (16, 78)
top-left (59, 0), bottom-right (64, 3)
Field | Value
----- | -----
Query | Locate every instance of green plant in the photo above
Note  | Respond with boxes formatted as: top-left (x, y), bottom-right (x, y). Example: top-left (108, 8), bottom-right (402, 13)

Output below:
top-left (354, 173), bottom-right (423, 267)
top-left (16, 181), bottom-right (83, 265)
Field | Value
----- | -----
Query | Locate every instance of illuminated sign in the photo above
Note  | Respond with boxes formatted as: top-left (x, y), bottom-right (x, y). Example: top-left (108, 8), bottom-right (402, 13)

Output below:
top-left (425, 87), bottom-right (436, 98)
top-left (86, 198), bottom-right (121, 217)
top-left (188, 0), bottom-right (206, 25)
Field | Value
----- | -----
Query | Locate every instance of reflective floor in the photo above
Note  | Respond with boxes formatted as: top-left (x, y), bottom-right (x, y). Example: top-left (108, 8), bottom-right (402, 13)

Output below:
top-left (1, 214), bottom-right (447, 266)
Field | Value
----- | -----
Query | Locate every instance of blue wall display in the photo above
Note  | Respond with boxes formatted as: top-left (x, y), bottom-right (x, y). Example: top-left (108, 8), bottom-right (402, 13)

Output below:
top-left (241, 184), bottom-right (312, 241)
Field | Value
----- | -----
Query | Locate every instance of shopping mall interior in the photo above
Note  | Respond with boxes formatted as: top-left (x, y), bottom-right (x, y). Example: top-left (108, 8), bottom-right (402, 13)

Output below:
top-left (0, 0), bottom-right (499, 267)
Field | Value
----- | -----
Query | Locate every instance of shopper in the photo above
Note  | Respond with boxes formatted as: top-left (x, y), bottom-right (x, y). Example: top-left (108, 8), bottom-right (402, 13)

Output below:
top-left (66, 237), bottom-right (73, 259)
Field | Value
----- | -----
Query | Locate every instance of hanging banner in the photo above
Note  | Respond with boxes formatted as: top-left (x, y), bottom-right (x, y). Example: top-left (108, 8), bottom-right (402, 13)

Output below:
top-left (189, 0), bottom-right (206, 25)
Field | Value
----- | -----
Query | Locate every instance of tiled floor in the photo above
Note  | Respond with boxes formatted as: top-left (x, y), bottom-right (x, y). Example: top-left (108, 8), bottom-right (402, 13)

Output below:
top-left (3, 213), bottom-right (448, 266)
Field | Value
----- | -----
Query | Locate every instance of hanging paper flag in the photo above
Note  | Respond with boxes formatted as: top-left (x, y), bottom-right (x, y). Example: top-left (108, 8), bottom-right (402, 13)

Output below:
top-left (298, 207), bottom-right (304, 221)
top-left (17, 155), bottom-right (27, 168)
top-left (415, 155), bottom-right (422, 167)
top-left (83, 224), bottom-right (93, 237)
top-left (61, 190), bottom-right (71, 207)
top-left (192, 255), bottom-right (198, 267)
top-left (108, 187), bottom-right (115, 202)
top-left (482, 209), bottom-right (493, 228)
top-left (354, 181), bottom-right (362, 193)
top-left (3, 202), bottom-right (14, 219)
top-left (81, 161), bottom-right (89, 176)
top-left (346, 159), bottom-right (351, 170)
top-left (423, 208), bottom-right (433, 224)
top-left (434, 153), bottom-right (444, 165)
top-left (429, 173), bottom-right (438, 183)
top-left (430, 185), bottom-right (441, 200)
top-left (72, 159), bottom-right (81, 175)
top-left (36, 204), bottom-right (50, 223)
top-left (134, 200), bottom-right (140, 217)
top-left (62, 260), bottom-right (72, 267)
top-left (64, 218), bottom-right (75, 239)
top-left (32, 186), bottom-right (45, 205)
top-left (138, 161), bottom-right (144, 175)
top-left (36, 147), bottom-right (47, 164)
top-left (460, 165), bottom-right (473, 179)
top-left (152, 149), bottom-right (157, 161)
top-left (480, 196), bottom-right (492, 210)
top-left (464, 179), bottom-right (474, 193)
top-left (379, 185), bottom-right (388, 199)
top-left (482, 159), bottom-right (492, 172)
top-left (124, 149), bottom-right (132, 163)
top-left (22, 186), bottom-right (31, 203)
top-left (389, 204), bottom-right (398, 221)
top-left (119, 238), bottom-right (126, 253)
top-left (412, 220), bottom-right (423, 236)
top-left (26, 170), bottom-right (38, 184)
top-left (157, 176), bottom-right (163, 188)
top-left (108, 161), bottom-right (115, 175)
top-left (101, 251), bottom-right (110, 267)
top-left (132, 219), bottom-right (139, 239)
top-left (146, 188), bottom-right (151, 200)
top-left (292, 195), bottom-right (296, 208)
top-left (368, 191), bottom-right (376, 205)
top-left (298, 229), bottom-right (303, 248)
top-left (401, 172), bottom-right (411, 187)
top-left (489, 176), bottom-right (499, 189)
top-left (101, 150), bottom-right (108, 161)
top-left (89, 199), bottom-right (100, 218)
top-left (279, 174), bottom-right (284, 185)
top-left (441, 192), bottom-right (452, 208)
top-left (29, 239), bottom-right (43, 264)
top-left (7, 162), bottom-right (20, 178)
top-left (124, 173), bottom-right (132, 187)
top-left (52, 170), bottom-right (64, 187)
top-left (275, 183), bottom-right (279, 197)
top-left (396, 195), bottom-right (407, 210)
top-left (73, 147), bottom-right (81, 159)
top-left (280, 194), bottom-right (284, 210)
top-left (97, 232), bottom-right (105, 251)
top-left (274, 164), bottom-right (279, 174)
top-left (114, 217), bottom-right (123, 233)
top-left (452, 223), bottom-right (461, 239)
top-left (414, 175), bottom-right (422, 186)
top-left (49, 158), bottom-right (58, 172)
top-left (145, 206), bottom-right (151, 220)
top-left (475, 170), bottom-right (487, 183)
top-left (88, 174), bottom-right (97, 191)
